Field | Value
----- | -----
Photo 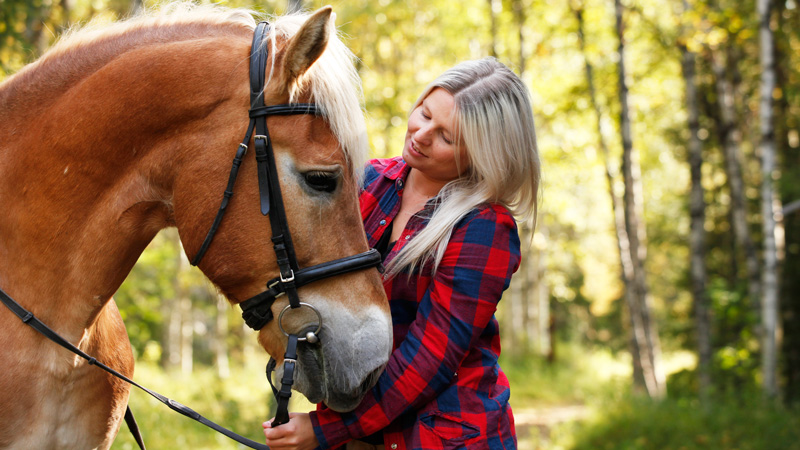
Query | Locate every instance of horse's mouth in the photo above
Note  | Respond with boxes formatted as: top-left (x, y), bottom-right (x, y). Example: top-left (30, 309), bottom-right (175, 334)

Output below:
top-left (286, 341), bottom-right (385, 411)
top-left (322, 364), bottom-right (383, 412)
top-left (296, 343), bottom-right (326, 404)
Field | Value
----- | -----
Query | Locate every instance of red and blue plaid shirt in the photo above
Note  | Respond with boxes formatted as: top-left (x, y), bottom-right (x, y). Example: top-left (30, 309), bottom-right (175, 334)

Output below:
top-left (310, 157), bottom-right (520, 450)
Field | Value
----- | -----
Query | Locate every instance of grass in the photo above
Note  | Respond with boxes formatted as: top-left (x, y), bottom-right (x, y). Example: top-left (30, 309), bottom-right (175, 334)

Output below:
top-left (501, 344), bottom-right (633, 407)
top-left (569, 395), bottom-right (800, 450)
top-left (110, 346), bottom-right (800, 450)
top-left (502, 345), bottom-right (800, 450)
top-left (110, 358), bottom-right (315, 450)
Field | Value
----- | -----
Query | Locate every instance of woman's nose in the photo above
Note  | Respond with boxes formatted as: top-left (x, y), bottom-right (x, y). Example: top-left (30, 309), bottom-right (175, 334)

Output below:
top-left (414, 125), bottom-right (433, 145)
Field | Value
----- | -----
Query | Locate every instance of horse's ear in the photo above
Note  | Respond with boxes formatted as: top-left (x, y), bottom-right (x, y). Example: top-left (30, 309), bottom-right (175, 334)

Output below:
top-left (282, 6), bottom-right (332, 85)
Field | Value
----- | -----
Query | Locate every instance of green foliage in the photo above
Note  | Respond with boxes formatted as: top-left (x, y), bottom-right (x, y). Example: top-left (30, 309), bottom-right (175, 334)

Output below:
top-left (569, 395), bottom-right (800, 450)
top-left (111, 361), bottom-right (277, 450)
top-left (502, 343), bottom-right (632, 407)
top-left (113, 230), bottom-right (180, 358)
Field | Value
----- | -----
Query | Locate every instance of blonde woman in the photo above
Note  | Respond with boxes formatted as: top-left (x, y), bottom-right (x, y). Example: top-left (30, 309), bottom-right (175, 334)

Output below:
top-left (264, 57), bottom-right (540, 450)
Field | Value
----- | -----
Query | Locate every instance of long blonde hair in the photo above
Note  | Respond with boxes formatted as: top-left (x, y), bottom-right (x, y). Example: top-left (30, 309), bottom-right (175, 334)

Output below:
top-left (386, 58), bottom-right (540, 276)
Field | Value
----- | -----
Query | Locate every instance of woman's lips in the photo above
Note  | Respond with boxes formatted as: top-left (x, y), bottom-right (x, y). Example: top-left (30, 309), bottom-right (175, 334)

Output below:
top-left (409, 140), bottom-right (427, 158)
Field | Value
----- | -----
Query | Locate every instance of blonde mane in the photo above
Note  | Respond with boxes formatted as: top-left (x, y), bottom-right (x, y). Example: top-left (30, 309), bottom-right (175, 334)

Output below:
top-left (1, 2), bottom-right (368, 174)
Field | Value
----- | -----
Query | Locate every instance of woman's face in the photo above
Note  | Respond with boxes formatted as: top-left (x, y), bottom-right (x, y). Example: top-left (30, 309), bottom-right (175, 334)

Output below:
top-left (402, 88), bottom-right (469, 185)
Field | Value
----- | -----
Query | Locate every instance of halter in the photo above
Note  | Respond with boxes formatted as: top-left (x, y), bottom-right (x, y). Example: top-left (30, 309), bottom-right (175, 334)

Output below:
top-left (0, 21), bottom-right (382, 450)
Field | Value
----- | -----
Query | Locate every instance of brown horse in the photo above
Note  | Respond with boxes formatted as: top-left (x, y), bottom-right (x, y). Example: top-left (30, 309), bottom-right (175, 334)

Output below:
top-left (0, 5), bottom-right (391, 449)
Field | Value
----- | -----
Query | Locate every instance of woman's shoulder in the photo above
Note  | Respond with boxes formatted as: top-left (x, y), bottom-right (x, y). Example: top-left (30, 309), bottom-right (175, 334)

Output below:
top-left (455, 203), bottom-right (518, 232)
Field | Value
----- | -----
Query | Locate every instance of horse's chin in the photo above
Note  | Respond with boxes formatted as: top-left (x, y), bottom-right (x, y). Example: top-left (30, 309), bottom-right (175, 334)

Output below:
top-left (320, 367), bottom-right (382, 412)
top-left (282, 344), bottom-right (384, 412)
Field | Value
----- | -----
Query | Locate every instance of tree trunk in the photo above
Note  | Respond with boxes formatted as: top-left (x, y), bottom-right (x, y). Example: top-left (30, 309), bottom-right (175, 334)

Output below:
top-left (575, 0), bottom-right (642, 385)
top-left (60, 0), bottom-right (72, 31)
top-left (287, 0), bottom-right (303, 13)
top-left (131, 0), bottom-right (145, 15)
top-left (782, 203), bottom-right (800, 403)
top-left (758, 0), bottom-right (780, 399)
top-left (23, 2), bottom-right (50, 59)
top-left (487, 0), bottom-right (499, 58)
top-left (508, 248), bottom-right (524, 355)
top-left (165, 284), bottom-right (182, 370)
top-left (215, 294), bottom-right (231, 378)
top-left (534, 226), bottom-right (551, 359)
top-left (518, 223), bottom-right (534, 355)
top-left (614, 0), bottom-right (666, 398)
top-left (177, 237), bottom-right (193, 375)
top-left (679, 0), bottom-right (712, 398)
top-left (163, 229), bottom-right (184, 370)
top-left (710, 47), bottom-right (762, 321)
top-left (512, 0), bottom-right (526, 74)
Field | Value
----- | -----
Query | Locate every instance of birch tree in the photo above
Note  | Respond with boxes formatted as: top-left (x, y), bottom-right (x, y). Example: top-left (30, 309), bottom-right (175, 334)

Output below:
top-left (614, 0), bottom-right (665, 398)
top-left (758, 0), bottom-right (780, 398)
top-left (710, 45), bottom-right (762, 320)
top-left (679, 0), bottom-right (712, 398)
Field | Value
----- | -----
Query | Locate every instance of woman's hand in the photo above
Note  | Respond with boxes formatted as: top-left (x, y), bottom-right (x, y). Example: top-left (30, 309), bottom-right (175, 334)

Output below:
top-left (263, 413), bottom-right (319, 450)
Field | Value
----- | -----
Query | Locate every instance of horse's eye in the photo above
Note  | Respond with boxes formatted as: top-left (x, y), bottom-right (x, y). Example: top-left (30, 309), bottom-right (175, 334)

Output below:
top-left (303, 171), bottom-right (338, 193)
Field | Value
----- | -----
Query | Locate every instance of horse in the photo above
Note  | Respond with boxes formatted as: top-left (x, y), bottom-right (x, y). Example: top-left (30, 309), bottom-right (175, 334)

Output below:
top-left (0, 4), bottom-right (392, 449)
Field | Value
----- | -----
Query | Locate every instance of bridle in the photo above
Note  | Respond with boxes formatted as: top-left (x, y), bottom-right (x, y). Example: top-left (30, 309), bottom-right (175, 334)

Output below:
top-left (191, 22), bottom-right (380, 336)
top-left (189, 19), bottom-right (382, 429)
top-left (0, 21), bottom-right (381, 450)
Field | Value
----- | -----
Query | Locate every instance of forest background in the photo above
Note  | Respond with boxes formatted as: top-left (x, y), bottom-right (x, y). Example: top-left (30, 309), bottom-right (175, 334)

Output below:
top-left (2, 0), bottom-right (799, 448)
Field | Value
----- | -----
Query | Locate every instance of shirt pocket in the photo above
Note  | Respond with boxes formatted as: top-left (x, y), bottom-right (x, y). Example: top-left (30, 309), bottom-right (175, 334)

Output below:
top-left (419, 411), bottom-right (481, 447)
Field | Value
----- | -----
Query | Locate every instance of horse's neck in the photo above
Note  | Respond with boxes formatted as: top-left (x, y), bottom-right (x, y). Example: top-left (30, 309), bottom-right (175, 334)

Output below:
top-left (0, 34), bottom-right (247, 340)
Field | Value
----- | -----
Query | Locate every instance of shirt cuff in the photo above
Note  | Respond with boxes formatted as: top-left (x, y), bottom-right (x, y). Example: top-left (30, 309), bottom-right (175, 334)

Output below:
top-left (309, 410), bottom-right (352, 450)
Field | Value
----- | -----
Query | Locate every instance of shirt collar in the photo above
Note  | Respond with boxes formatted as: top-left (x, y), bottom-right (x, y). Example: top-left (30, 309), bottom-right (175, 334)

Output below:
top-left (382, 156), bottom-right (411, 182)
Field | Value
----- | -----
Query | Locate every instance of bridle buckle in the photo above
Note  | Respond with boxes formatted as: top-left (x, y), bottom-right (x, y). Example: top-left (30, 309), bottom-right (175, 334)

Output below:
top-left (280, 269), bottom-right (295, 284)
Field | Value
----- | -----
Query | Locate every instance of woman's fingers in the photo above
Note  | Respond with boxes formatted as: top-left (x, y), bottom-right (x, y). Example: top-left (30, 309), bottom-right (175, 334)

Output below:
top-left (263, 413), bottom-right (318, 450)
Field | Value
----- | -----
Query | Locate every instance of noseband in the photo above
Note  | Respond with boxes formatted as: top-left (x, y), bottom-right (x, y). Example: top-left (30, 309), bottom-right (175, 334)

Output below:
top-left (0, 21), bottom-right (381, 449)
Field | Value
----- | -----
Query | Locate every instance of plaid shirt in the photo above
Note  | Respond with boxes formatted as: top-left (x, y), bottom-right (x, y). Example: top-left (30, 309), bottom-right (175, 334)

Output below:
top-left (310, 157), bottom-right (520, 450)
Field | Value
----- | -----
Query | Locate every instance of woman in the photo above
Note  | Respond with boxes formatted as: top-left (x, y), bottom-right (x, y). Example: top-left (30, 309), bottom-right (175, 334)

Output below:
top-left (264, 57), bottom-right (540, 450)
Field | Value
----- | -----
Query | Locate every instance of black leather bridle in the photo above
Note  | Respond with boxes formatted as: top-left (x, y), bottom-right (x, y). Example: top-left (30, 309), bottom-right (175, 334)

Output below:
top-left (190, 20), bottom-right (382, 429)
top-left (0, 21), bottom-right (381, 450)
top-left (191, 21), bottom-right (381, 334)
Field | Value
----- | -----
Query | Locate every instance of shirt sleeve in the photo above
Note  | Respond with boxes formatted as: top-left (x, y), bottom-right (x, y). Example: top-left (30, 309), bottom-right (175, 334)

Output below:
top-left (309, 206), bottom-right (521, 449)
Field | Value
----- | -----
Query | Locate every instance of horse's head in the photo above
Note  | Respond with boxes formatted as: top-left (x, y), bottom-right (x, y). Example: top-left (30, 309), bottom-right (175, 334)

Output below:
top-left (172, 7), bottom-right (391, 412)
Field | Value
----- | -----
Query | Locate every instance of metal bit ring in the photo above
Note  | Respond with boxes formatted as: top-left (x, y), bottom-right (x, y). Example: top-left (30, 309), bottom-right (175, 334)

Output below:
top-left (278, 302), bottom-right (323, 343)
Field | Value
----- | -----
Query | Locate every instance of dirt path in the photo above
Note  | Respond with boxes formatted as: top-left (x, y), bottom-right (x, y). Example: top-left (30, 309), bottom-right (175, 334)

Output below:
top-left (514, 405), bottom-right (591, 450)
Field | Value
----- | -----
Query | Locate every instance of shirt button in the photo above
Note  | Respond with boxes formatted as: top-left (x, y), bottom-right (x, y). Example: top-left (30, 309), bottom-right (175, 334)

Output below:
top-left (391, 444), bottom-right (398, 450)
top-left (380, 219), bottom-right (386, 226)
top-left (405, 235), bottom-right (410, 240)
